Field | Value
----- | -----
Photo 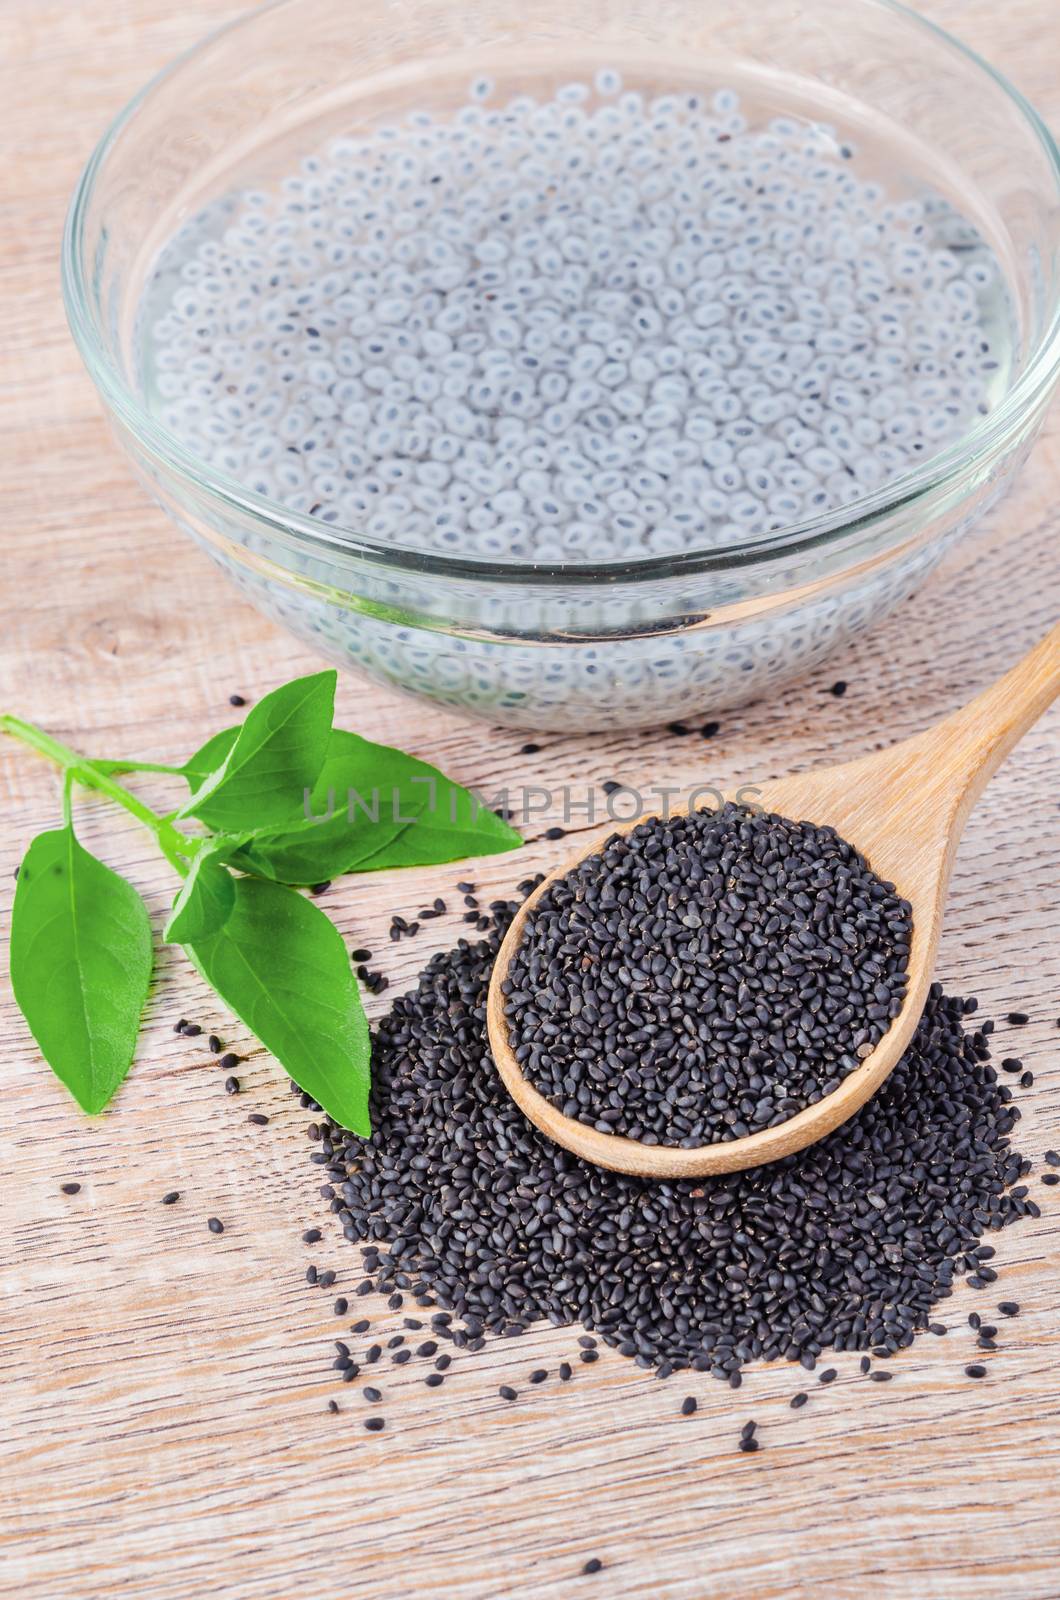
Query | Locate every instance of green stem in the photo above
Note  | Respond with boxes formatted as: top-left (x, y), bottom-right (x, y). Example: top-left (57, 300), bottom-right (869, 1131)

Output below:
top-left (1, 714), bottom-right (198, 874)
top-left (90, 758), bottom-right (186, 777)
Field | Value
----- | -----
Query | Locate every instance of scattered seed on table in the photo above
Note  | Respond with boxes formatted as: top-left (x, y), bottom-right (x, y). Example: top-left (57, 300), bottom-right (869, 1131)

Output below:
top-left (364, 1417), bottom-right (386, 1432)
top-left (181, 1023), bottom-right (202, 1037)
top-left (225, 1076), bottom-right (240, 1095)
top-left (818, 1368), bottom-right (837, 1384)
top-left (544, 826), bottom-right (566, 841)
top-left (173, 1019), bottom-right (186, 1034)
top-left (425, 1373), bottom-right (445, 1388)
top-left (790, 1393), bottom-right (808, 1409)
top-left (998, 1302), bottom-right (1020, 1317)
top-left (929, 1323), bottom-right (947, 1336)
top-left (306, 1266), bottom-right (318, 1284)
top-left (363, 1387), bottom-right (382, 1403)
top-left (740, 1420), bottom-right (757, 1441)
top-left (830, 681), bottom-right (848, 697)
top-left (1021, 1072), bottom-right (1035, 1089)
top-left (966, 1364), bottom-right (987, 1379)
top-left (578, 1336), bottom-right (597, 1349)
top-left (393, 1350), bottom-right (412, 1365)
top-left (207, 1217), bottom-right (224, 1234)
top-left (602, 781), bottom-right (623, 796)
top-left (582, 1559), bottom-right (603, 1576)
top-left (60, 1182), bottom-right (81, 1195)
top-left (333, 1356), bottom-right (352, 1372)
top-left (219, 1053), bottom-right (240, 1071)
top-left (499, 1386), bottom-right (518, 1402)
top-left (529, 1368), bottom-right (548, 1384)
top-left (860, 1358), bottom-right (871, 1375)
top-left (247, 1113), bottom-right (269, 1126)
top-left (208, 1034), bottom-right (223, 1054)
top-left (333, 1298), bottom-right (348, 1316)
top-left (521, 743), bottom-right (542, 755)
top-left (311, 882), bottom-right (331, 896)
top-left (456, 882), bottom-right (475, 895)
top-left (1041, 1173), bottom-right (1059, 1186)
top-left (559, 1362), bottom-right (573, 1381)
top-left (1045, 1152), bottom-right (1060, 1167)
top-left (352, 1319), bottom-right (371, 1334)
top-left (303, 1228), bottom-right (322, 1244)
top-left (327, 1400), bottom-right (339, 1414)
top-left (229, 693), bottom-right (246, 707)
top-left (365, 1346), bottom-right (382, 1364)
top-left (580, 1350), bottom-right (599, 1364)
top-left (307, 889), bottom-right (1030, 1387)
top-left (1007, 1013), bottom-right (1029, 1025)
top-left (678, 1396), bottom-right (697, 1417)
top-left (700, 722), bottom-right (720, 739)
top-left (417, 1342), bottom-right (438, 1358)
top-left (738, 1437), bottom-right (760, 1453)
top-left (869, 1371), bottom-right (893, 1382)
top-left (318, 1270), bottom-right (336, 1288)
top-left (435, 1355), bottom-right (452, 1372)
top-left (969, 1312), bottom-right (981, 1330)
top-left (351, 948), bottom-right (372, 963)
top-left (161, 1191), bottom-right (180, 1205)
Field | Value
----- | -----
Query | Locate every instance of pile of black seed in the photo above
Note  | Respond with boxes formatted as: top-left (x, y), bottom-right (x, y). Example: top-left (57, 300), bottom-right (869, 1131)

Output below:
top-left (316, 896), bottom-right (1033, 1379)
top-left (503, 803), bottom-right (913, 1145)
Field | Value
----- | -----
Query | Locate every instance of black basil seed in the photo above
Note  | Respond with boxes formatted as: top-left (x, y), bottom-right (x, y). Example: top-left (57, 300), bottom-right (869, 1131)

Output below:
top-left (965, 1364), bottom-right (987, 1378)
top-left (505, 803), bottom-right (912, 1145)
top-left (207, 1217), bottom-right (224, 1234)
top-left (303, 884), bottom-right (1029, 1390)
top-left (161, 1191), bottom-right (180, 1205)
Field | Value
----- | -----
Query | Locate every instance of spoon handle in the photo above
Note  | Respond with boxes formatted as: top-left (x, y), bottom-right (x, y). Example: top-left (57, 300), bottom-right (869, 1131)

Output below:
top-left (904, 620), bottom-right (1060, 821)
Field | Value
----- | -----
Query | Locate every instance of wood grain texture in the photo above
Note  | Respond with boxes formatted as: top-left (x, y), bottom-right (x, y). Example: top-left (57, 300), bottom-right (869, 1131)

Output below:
top-left (0, 3), bottom-right (1058, 1597)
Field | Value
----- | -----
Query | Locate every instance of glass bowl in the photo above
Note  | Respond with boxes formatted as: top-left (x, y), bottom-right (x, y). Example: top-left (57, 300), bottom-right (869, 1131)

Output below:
top-left (63, 0), bottom-right (1060, 731)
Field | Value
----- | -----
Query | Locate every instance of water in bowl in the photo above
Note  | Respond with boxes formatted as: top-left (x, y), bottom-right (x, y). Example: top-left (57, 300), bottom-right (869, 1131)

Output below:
top-left (136, 64), bottom-right (1014, 565)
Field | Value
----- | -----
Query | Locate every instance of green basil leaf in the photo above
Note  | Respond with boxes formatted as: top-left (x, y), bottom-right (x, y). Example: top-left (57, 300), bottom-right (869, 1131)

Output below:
top-left (9, 827), bottom-right (152, 1114)
top-left (226, 728), bottom-right (522, 885)
top-left (163, 849), bottom-right (236, 945)
top-left (176, 670), bottom-right (336, 832)
top-left (180, 726), bottom-right (239, 786)
top-left (183, 876), bottom-right (371, 1134)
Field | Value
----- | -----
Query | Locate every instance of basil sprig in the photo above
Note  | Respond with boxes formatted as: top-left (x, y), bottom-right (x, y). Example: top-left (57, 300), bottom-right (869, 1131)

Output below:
top-left (3, 676), bottom-right (520, 1129)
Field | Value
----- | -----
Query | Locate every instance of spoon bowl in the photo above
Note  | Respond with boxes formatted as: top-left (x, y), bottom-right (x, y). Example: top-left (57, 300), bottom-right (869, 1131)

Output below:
top-left (487, 623), bottom-right (1060, 1178)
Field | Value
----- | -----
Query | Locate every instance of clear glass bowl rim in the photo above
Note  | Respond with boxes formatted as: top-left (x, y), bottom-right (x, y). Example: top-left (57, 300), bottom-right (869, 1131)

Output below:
top-left (61, 0), bottom-right (1060, 588)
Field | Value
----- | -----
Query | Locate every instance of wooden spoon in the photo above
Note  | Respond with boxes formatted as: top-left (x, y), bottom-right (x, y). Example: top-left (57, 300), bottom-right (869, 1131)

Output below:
top-left (487, 623), bottom-right (1060, 1179)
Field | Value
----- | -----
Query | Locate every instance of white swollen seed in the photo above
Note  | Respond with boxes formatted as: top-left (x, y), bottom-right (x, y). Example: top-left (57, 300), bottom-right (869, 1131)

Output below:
top-left (143, 79), bottom-right (1003, 562)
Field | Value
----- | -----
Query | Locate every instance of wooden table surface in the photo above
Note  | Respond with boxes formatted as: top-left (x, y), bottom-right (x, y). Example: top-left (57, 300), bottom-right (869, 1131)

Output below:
top-left (1, 3), bottom-right (1058, 1596)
